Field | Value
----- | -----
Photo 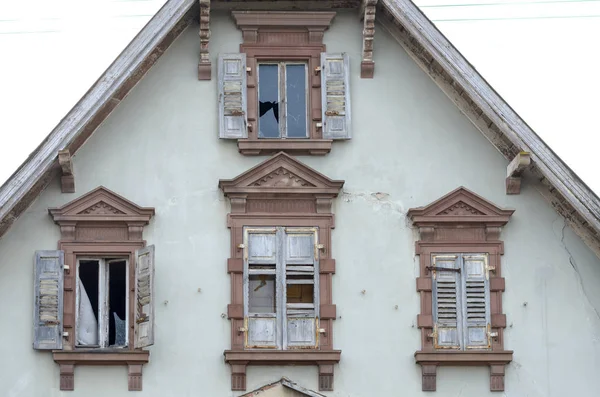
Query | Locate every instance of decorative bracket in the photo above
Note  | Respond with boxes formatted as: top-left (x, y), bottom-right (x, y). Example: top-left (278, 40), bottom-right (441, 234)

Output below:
top-left (58, 149), bottom-right (75, 193)
top-left (506, 151), bottom-right (531, 194)
top-left (197, 0), bottom-right (211, 80)
top-left (359, 0), bottom-right (378, 78)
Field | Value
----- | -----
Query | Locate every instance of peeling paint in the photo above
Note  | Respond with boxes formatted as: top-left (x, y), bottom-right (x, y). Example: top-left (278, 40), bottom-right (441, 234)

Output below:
top-left (341, 190), bottom-right (405, 215)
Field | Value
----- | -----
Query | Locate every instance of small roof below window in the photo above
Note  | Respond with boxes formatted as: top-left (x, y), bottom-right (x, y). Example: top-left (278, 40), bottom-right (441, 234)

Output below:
top-left (240, 377), bottom-right (325, 397)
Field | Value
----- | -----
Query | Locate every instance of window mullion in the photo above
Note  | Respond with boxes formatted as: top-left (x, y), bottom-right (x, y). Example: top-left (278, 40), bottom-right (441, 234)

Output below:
top-left (279, 63), bottom-right (287, 138)
top-left (99, 259), bottom-right (110, 348)
top-left (277, 227), bottom-right (286, 349)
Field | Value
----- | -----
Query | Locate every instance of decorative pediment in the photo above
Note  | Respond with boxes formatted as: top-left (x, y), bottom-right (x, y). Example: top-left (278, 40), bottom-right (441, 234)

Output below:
top-left (48, 186), bottom-right (155, 240)
top-left (240, 378), bottom-right (325, 397)
top-left (219, 153), bottom-right (344, 215)
top-left (219, 152), bottom-right (344, 196)
top-left (407, 187), bottom-right (514, 227)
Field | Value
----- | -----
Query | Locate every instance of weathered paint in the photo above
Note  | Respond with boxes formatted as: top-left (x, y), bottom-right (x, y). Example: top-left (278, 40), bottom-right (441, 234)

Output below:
top-left (0, 11), bottom-right (600, 397)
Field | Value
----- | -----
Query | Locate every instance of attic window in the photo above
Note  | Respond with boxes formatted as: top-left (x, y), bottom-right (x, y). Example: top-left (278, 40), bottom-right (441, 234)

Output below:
top-left (217, 11), bottom-right (351, 155)
top-left (258, 62), bottom-right (308, 139)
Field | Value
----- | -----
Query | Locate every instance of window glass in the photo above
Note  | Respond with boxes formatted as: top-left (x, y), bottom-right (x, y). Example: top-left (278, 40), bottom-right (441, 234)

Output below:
top-left (285, 64), bottom-right (307, 138)
top-left (258, 64), bottom-right (280, 138)
top-left (249, 275), bottom-right (276, 313)
top-left (287, 284), bottom-right (313, 304)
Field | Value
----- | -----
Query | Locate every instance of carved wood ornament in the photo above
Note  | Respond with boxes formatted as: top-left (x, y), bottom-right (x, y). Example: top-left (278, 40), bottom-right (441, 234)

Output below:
top-left (219, 152), bottom-right (344, 391)
top-left (48, 186), bottom-right (154, 391)
top-left (360, 0), bottom-right (378, 78)
top-left (58, 149), bottom-right (75, 193)
top-left (407, 187), bottom-right (514, 392)
top-left (198, 0), bottom-right (211, 80)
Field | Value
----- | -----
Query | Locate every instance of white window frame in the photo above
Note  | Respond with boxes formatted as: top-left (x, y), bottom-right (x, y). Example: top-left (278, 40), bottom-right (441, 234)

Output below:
top-left (243, 226), bottom-right (320, 350)
top-left (75, 257), bottom-right (129, 348)
top-left (257, 62), bottom-right (309, 139)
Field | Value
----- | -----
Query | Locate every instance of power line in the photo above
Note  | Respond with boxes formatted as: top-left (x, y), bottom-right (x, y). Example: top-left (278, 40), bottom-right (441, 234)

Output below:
top-left (432, 13), bottom-right (600, 20)
top-left (421, 0), bottom-right (600, 7)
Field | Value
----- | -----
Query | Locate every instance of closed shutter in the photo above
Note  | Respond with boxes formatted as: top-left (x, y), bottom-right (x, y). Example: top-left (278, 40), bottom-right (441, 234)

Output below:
top-left (431, 255), bottom-right (461, 349)
top-left (283, 228), bottom-right (319, 349)
top-left (134, 245), bottom-right (155, 348)
top-left (462, 254), bottom-right (491, 349)
top-left (218, 53), bottom-right (248, 139)
top-left (33, 250), bottom-right (64, 350)
top-left (320, 53), bottom-right (352, 139)
top-left (244, 228), bottom-right (279, 348)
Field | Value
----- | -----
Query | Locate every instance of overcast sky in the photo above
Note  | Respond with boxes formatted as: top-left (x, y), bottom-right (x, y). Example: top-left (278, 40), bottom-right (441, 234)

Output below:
top-left (1, 0), bottom-right (599, 194)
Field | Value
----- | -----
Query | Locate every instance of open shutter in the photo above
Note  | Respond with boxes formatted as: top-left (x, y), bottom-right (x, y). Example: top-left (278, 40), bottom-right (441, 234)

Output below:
top-left (283, 228), bottom-right (319, 349)
top-left (245, 228), bottom-right (279, 348)
top-left (33, 250), bottom-right (64, 350)
top-left (321, 53), bottom-right (351, 139)
top-left (462, 254), bottom-right (491, 349)
top-left (431, 254), bottom-right (461, 349)
top-left (134, 245), bottom-right (155, 348)
top-left (218, 53), bottom-right (248, 139)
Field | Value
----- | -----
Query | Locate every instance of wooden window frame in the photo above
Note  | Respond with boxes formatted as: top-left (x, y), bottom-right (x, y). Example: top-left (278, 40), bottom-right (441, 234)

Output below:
top-left (219, 152), bottom-right (344, 392)
top-left (47, 186), bottom-right (155, 391)
top-left (407, 187), bottom-right (515, 392)
top-left (232, 11), bottom-right (336, 156)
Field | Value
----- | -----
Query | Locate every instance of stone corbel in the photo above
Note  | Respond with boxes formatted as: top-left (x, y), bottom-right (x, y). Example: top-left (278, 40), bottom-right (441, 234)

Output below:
top-left (318, 362), bottom-right (334, 391)
top-left (506, 152), bottom-right (531, 194)
top-left (197, 0), bottom-right (211, 80)
top-left (231, 362), bottom-right (248, 391)
top-left (359, 0), bottom-right (378, 78)
top-left (58, 149), bottom-right (75, 193)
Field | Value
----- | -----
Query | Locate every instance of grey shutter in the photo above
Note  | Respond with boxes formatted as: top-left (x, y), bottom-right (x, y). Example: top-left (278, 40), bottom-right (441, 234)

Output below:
top-left (462, 254), bottom-right (491, 349)
top-left (431, 255), bottom-right (461, 349)
top-left (283, 228), bottom-right (319, 349)
top-left (245, 229), bottom-right (279, 348)
top-left (218, 53), bottom-right (248, 139)
top-left (33, 250), bottom-right (64, 350)
top-left (134, 245), bottom-right (155, 348)
top-left (321, 53), bottom-right (351, 139)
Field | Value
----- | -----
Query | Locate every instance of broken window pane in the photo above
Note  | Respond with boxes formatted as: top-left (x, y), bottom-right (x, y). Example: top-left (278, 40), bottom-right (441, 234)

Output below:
top-left (287, 284), bottom-right (314, 304)
top-left (258, 64), bottom-right (280, 138)
top-left (285, 64), bottom-right (307, 138)
top-left (109, 260), bottom-right (127, 347)
top-left (78, 260), bottom-right (99, 346)
top-left (249, 275), bottom-right (276, 313)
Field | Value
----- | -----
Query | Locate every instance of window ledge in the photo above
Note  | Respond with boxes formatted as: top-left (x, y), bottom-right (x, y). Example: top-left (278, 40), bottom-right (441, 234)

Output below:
top-left (415, 350), bottom-right (513, 392)
top-left (237, 139), bottom-right (333, 156)
top-left (224, 349), bottom-right (341, 391)
top-left (415, 350), bottom-right (513, 365)
top-left (52, 350), bottom-right (149, 391)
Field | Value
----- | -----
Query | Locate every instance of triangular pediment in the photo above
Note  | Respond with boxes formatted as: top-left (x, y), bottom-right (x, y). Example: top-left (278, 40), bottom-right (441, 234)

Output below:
top-left (219, 152), bottom-right (344, 196)
top-left (240, 378), bottom-right (325, 397)
top-left (48, 186), bottom-right (155, 223)
top-left (407, 187), bottom-right (514, 226)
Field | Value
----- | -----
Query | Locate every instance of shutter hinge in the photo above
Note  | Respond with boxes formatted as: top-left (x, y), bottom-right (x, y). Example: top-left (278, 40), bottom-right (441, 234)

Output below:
top-left (63, 265), bottom-right (70, 271)
top-left (237, 244), bottom-right (245, 249)
top-left (318, 328), bottom-right (326, 334)
top-left (316, 122), bottom-right (323, 129)
top-left (238, 327), bottom-right (248, 333)
top-left (246, 66), bottom-right (252, 74)
top-left (427, 324), bottom-right (438, 343)
top-left (62, 331), bottom-right (69, 337)
top-left (314, 66), bottom-right (321, 75)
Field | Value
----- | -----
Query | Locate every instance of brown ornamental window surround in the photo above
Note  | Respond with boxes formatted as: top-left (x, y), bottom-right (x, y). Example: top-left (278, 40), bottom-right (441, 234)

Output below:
top-left (407, 187), bottom-right (514, 392)
top-left (219, 152), bottom-right (344, 392)
top-left (44, 187), bottom-right (155, 391)
top-left (232, 11), bottom-right (337, 156)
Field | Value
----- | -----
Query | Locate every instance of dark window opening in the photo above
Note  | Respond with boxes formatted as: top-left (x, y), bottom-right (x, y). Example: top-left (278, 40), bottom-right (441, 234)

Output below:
top-left (109, 260), bottom-right (127, 347)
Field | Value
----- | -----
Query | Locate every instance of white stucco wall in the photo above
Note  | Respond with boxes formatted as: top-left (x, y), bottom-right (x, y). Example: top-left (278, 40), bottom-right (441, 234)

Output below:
top-left (1, 11), bottom-right (600, 397)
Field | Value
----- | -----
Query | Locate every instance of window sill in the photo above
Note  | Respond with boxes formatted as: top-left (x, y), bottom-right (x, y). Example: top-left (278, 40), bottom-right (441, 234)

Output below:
top-left (414, 350), bottom-right (513, 392)
top-left (52, 350), bottom-right (149, 391)
top-left (224, 349), bottom-right (341, 391)
top-left (237, 139), bottom-right (333, 156)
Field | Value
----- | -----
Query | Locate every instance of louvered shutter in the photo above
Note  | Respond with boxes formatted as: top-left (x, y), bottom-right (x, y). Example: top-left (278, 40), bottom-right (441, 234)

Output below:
top-left (431, 255), bottom-right (461, 349)
top-left (134, 245), bottom-right (155, 348)
top-left (218, 53), bottom-right (248, 139)
top-left (245, 229), bottom-right (279, 348)
top-left (320, 53), bottom-right (352, 139)
top-left (283, 228), bottom-right (319, 349)
top-left (33, 250), bottom-right (64, 350)
top-left (462, 254), bottom-right (491, 349)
